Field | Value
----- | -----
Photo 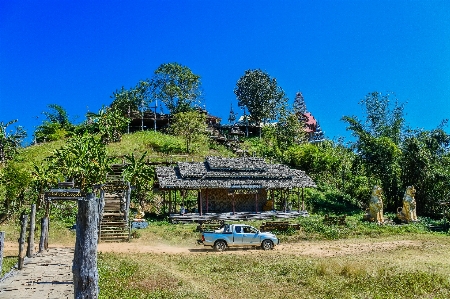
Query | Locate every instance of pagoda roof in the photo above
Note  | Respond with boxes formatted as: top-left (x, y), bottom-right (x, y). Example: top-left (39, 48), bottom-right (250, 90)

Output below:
top-left (156, 156), bottom-right (316, 190)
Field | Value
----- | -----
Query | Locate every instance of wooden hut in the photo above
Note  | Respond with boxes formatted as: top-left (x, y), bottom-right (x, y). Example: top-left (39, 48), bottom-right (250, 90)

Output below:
top-left (155, 156), bottom-right (316, 215)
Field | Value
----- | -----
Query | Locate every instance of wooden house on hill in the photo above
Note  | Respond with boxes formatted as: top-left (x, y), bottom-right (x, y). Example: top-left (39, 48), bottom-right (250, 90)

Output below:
top-left (155, 156), bottom-right (316, 215)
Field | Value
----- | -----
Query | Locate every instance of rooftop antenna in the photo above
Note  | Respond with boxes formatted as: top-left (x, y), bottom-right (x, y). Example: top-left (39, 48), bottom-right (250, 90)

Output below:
top-left (139, 100), bottom-right (145, 131)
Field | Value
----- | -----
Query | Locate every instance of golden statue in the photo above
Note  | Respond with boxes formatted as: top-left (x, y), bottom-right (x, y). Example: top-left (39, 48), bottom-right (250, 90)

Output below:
top-left (397, 186), bottom-right (418, 223)
top-left (364, 185), bottom-right (384, 224)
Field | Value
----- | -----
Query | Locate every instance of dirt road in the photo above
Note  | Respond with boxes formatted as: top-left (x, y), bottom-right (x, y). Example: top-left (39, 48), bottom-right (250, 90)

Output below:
top-left (0, 238), bottom-right (423, 298)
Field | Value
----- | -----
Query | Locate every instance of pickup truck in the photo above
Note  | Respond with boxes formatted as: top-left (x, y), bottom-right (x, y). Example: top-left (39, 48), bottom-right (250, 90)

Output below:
top-left (198, 223), bottom-right (279, 251)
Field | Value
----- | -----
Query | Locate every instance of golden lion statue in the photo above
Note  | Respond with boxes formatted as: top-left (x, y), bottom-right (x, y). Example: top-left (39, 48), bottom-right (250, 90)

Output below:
top-left (364, 185), bottom-right (384, 224)
top-left (397, 186), bottom-right (417, 223)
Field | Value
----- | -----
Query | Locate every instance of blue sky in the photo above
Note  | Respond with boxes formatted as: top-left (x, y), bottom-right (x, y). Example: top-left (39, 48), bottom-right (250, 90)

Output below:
top-left (1, 0), bottom-right (449, 144)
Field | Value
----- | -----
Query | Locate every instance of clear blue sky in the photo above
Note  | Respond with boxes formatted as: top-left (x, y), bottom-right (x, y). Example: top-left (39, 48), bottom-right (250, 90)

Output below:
top-left (1, 0), bottom-right (449, 144)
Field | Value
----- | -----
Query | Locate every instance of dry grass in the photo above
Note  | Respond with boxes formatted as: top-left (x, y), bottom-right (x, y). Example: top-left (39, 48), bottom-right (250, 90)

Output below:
top-left (98, 232), bottom-right (450, 299)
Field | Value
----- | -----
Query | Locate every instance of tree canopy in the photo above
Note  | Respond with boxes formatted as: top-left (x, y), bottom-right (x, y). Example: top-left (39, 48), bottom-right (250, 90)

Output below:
top-left (150, 62), bottom-right (202, 114)
top-left (0, 119), bottom-right (26, 164)
top-left (234, 69), bottom-right (287, 137)
top-left (169, 110), bottom-right (207, 153)
top-left (35, 104), bottom-right (73, 143)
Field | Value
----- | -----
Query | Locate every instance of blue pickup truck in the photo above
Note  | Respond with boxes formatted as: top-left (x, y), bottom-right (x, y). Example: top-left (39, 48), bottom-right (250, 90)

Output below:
top-left (198, 223), bottom-right (279, 251)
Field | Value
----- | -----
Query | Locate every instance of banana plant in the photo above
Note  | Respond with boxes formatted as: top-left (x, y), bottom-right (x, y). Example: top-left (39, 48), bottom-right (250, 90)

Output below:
top-left (123, 152), bottom-right (154, 209)
top-left (49, 133), bottom-right (112, 193)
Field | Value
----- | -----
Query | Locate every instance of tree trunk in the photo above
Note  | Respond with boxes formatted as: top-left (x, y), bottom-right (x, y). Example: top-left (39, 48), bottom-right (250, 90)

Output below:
top-left (73, 193), bottom-right (99, 299)
top-left (27, 204), bottom-right (36, 258)
top-left (0, 231), bottom-right (4, 275)
top-left (18, 214), bottom-right (28, 270)
top-left (39, 216), bottom-right (49, 252)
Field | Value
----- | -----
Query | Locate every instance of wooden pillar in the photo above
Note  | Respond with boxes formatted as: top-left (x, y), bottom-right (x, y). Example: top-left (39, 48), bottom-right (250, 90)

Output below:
top-left (232, 193), bottom-right (236, 214)
top-left (73, 193), bottom-right (99, 299)
top-left (168, 190), bottom-right (172, 215)
top-left (174, 190), bottom-right (177, 213)
top-left (206, 189), bottom-right (209, 214)
top-left (0, 231), bottom-right (4, 275)
top-left (199, 190), bottom-right (203, 216)
top-left (162, 191), bottom-right (166, 214)
top-left (27, 204), bottom-right (36, 258)
top-left (302, 188), bottom-right (305, 211)
top-left (18, 214), bottom-right (28, 270)
top-left (255, 193), bottom-right (258, 213)
top-left (271, 190), bottom-right (275, 211)
top-left (39, 216), bottom-right (49, 252)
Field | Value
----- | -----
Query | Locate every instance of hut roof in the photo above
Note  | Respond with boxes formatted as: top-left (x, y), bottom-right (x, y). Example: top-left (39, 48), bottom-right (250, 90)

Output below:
top-left (156, 156), bottom-right (316, 190)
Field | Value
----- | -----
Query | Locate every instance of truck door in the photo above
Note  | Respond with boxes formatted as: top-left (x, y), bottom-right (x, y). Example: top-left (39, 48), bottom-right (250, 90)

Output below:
top-left (242, 226), bottom-right (260, 245)
top-left (233, 225), bottom-right (244, 244)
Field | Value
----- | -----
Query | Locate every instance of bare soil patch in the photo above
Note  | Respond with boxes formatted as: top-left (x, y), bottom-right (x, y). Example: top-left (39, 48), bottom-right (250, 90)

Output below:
top-left (96, 238), bottom-right (422, 257)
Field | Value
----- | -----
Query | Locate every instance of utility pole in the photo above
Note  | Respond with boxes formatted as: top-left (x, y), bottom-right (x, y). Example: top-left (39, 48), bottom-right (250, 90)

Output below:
top-left (140, 100), bottom-right (145, 131)
top-left (150, 100), bottom-right (158, 132)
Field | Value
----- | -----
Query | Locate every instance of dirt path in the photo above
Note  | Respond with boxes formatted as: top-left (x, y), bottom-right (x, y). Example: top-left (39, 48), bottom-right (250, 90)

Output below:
top-left (96, 238), bottom-right (422, 256)
top-left (0, 238), bottom-right (423, 298)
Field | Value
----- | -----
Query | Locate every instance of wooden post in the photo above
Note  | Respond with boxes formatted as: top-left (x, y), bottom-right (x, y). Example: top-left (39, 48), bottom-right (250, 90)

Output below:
top-left (255, 193), bottom-right (258, 213)
top-left (18, 214), bottom-right (28, 270)
top-left (168, 190), bottom-right (172, 215)
top-left (27, 204), bottom-right (36, 258)
top-left (271, 190), bottom-right (275, 211)
top-left (0, 231), bottom-right (4, 275)
top-left (39, 216), bottom-right (49, 252)
top-left (73, 193), bottom-right (99, 299)
top-left (206, 189), bottom-right (209, 214)
top-left (302, 188), bottom-right (305, 211)
top-left (232, 193), bottom-right (236, 214)
top-left (199, 190), bottom-right (203, 216)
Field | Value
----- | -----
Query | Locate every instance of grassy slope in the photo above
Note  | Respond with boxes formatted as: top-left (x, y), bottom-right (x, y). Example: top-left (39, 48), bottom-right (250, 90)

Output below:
top-left (4, 132), bottom-right (450, 297)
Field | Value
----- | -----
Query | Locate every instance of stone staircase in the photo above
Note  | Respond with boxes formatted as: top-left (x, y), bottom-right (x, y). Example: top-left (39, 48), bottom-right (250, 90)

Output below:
top-left (99, 165), bottom-right (131, 242)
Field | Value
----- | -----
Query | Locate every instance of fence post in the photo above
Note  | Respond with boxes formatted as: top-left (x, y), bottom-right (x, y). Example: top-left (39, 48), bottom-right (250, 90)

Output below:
top-left (18, 214), bottom-right (28, 270)
top-left (0, 231), bottom-right (4, 275)
top-left (27, 204), bottom-right (36, 258)
top-left (73, 193), bottom-right (99, 299)
top-left (39, 216), bottom-right (49, 253)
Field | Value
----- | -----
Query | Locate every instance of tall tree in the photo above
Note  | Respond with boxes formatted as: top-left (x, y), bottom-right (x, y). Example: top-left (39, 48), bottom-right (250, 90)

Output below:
top-left (275, 107), bottom-right (307, 150)
top-left (360, 92), bottom-right (405, 145)
top-left (110, 80), bottom-right (150, 115)
top-left (0, 119), bottom-right (26, 164)
top-left (86, 106), bottom-right (130, 144)
top-left (342, 92), bottom-right (405, 210)
top-left (35, 104), bottom-right (73, 143)
top-left (170, 110), bottom-right (207, 153)
top-left (0, 161), bottom-right (32, 222)
top-left (401, 126), bottom-right (450, 215)
top-left (234, 69), bottom-right (287, 137)
top-left (293, 91), bottom-right (307, 115)
top-left (150, 62), bottom-right (202, 114)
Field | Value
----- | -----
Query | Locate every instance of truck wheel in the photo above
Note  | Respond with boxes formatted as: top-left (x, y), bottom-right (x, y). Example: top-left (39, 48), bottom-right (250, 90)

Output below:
top-left (261, 240), bottom-right (273, 250)
top-left (214, 240), bottom-right (227, 252)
